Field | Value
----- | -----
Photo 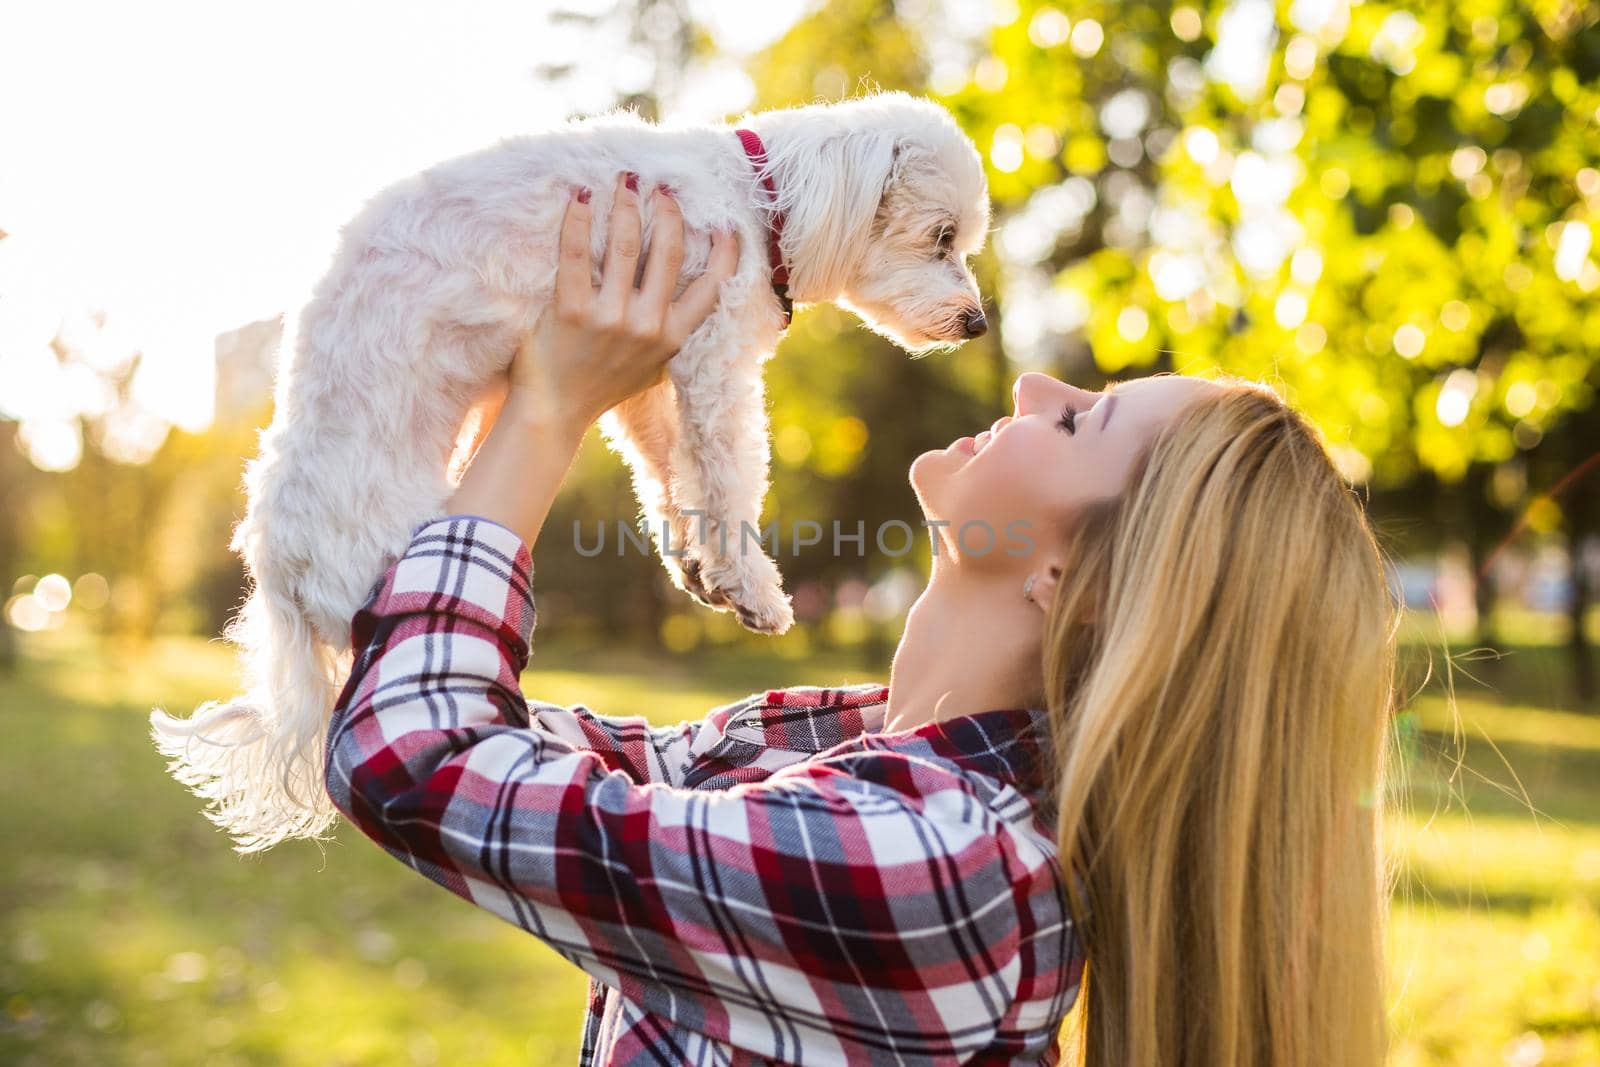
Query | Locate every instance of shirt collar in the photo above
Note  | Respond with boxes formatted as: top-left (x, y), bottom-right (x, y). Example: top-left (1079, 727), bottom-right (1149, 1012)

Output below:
top-left (732, 684), bottom-right (1053, 812)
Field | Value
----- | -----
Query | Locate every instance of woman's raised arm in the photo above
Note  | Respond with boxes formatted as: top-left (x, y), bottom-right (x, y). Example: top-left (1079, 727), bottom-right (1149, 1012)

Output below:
top-left (323, 514), bottom-right (1037, 1061)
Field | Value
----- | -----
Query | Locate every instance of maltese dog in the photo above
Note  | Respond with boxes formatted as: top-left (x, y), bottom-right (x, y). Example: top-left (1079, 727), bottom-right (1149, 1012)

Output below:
top-left (149, 90), bottom-right (991, 853)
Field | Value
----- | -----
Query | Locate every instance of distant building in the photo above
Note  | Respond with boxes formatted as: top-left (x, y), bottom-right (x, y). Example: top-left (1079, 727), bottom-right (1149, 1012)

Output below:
top-left (213, 316), bottom-right (283, 424)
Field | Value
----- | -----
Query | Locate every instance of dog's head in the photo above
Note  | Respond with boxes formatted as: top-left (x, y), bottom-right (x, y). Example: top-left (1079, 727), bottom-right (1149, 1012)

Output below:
top-left (751, 92), bottom-right (991, 352)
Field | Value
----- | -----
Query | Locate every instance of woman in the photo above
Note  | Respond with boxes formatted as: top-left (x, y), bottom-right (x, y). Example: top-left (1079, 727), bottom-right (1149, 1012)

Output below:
top-left (324, 171), bottom-right (1397, 1065)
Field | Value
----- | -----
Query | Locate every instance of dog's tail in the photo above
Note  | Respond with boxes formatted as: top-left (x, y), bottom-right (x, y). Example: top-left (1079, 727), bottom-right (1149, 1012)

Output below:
top-left (148, 513), bottom-right (347, 855)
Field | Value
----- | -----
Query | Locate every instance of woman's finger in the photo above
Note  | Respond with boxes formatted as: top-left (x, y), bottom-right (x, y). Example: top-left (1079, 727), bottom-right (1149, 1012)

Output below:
top-left (595, 171), bottom-right (642, 316)
top-left (553, 186), bottom-right (594, 317)
top-left (636, 184), bottom-right (685, 319)
top-left (664, 227), bottom-right (740, 345)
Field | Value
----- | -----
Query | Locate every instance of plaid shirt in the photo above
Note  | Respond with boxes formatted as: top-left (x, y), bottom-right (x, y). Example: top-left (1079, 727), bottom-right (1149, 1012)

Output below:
top-left (324, 516), bottom-right (1083, 1065)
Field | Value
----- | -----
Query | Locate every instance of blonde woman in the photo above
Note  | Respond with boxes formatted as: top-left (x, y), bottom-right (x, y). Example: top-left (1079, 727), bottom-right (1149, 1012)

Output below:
top-left (323, 180), bottom-right (1396, 1064)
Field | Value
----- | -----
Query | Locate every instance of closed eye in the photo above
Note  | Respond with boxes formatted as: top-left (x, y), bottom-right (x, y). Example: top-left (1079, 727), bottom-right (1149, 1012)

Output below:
top-left (1057, 403), bottom-right (1078, 434)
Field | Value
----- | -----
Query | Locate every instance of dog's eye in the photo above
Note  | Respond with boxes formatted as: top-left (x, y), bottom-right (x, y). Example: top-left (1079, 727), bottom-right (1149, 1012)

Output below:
top-left (932, 226), bottom-right (955, 259)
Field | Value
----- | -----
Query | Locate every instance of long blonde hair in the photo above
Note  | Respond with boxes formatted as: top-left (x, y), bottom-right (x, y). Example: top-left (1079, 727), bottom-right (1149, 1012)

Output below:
top-left (1042, 377), bottom-right (1397, 1066)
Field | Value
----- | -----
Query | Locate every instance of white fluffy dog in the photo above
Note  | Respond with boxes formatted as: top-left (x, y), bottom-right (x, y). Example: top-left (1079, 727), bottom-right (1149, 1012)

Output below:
top-left (148, 90), bottom-right (991, 853)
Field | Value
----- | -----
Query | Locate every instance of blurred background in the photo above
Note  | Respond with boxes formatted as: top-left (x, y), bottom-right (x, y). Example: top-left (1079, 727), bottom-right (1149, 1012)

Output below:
top-left (1, 0), bottom-right (1596, 1063)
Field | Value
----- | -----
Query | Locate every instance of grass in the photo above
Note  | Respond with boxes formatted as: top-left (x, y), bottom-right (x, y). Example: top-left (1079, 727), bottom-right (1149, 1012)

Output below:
top-left (0, 625), bottom-right (1595, 1065)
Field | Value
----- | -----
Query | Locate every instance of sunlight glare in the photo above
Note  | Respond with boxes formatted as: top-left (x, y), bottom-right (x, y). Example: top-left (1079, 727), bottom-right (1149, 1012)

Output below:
top-left (1, 0), bottom-right (584, 433)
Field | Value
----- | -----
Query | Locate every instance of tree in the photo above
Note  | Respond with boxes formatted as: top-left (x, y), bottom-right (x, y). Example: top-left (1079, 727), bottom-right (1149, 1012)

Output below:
top-left (938, 0), bottom-right (1600, 696)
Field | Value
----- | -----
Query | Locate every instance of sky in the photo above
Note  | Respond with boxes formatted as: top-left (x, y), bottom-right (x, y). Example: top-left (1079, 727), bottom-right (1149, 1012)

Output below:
top-left (0, 0), bottom-right (802, 439)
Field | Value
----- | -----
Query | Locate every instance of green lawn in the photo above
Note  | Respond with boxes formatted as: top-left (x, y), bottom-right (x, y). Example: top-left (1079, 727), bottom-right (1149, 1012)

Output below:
top-left (1, 626), bottom-right (1596, 1065)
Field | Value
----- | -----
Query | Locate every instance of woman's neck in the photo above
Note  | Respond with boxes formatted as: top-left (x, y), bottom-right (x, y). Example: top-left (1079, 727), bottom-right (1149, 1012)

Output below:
top-left (884, 564), bottom-right (1045, 734)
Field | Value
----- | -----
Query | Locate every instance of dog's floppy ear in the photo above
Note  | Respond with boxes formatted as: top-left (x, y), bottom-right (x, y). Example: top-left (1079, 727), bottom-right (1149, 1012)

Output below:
top-left (776, 128), bottom-right (899, 299)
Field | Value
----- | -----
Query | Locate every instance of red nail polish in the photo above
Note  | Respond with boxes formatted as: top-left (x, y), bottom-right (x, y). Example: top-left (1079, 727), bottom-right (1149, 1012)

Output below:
top-left (624, 172), bottom-right (639, 192)
top-left (576, 186), bottom-right (591, 204)
top-left (657, 182), bottom-right (674, 198)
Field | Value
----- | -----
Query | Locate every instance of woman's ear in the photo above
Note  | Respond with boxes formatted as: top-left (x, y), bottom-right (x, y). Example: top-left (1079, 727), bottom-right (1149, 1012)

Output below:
top-left (1028, 563), bottom-right (1103, 624)
top-left (1027, 564), bottom-right (1064, 614)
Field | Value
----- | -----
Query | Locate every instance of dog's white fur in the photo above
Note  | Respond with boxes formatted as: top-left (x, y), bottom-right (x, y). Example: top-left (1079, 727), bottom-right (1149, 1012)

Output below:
top-left (147, 90), bottom-right (990, 854)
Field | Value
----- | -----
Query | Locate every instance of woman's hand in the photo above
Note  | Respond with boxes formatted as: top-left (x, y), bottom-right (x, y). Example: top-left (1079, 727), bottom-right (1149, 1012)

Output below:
top-left (444, 171), bottom-right (739, 552)
top-left (500, 170), bottom-right (741, 438)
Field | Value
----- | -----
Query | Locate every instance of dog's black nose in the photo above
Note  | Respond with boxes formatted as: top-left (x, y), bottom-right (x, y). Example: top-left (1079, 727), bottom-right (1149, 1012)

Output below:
top-left (962, 310), bottom-right (988, 338)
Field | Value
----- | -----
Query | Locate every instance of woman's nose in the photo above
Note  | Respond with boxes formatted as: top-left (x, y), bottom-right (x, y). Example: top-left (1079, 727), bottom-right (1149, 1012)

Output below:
top-left (1012, 371), bottom-right (1065, 416)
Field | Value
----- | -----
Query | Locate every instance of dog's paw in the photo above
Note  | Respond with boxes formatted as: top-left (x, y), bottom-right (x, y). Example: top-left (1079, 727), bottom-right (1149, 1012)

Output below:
top-left (732, 594), bottom-right (795, 635)
top-left (663, 514), bottom-right (723, 604)
top-left (678, 556), bottom-right (732, 610)
top-left (701, 555), bottom-right (794, 636)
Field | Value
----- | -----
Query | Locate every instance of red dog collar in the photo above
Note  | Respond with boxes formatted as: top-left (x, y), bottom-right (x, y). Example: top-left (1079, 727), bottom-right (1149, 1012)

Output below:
top-left (734, 127), bottom-right (792, 327)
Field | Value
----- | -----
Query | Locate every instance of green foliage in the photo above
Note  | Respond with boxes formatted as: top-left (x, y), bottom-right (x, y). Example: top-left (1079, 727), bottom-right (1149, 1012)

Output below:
top-left (7, 0), bottom-right (1596, 656)
top-left (944, 0), bottom-right (1599, 489)
top-left (748, 0), bottom-right (927, 104)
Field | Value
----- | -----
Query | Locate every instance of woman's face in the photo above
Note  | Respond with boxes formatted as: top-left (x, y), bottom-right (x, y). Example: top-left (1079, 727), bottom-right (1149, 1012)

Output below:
top-left (910, 372), bottom-right (1217, 566)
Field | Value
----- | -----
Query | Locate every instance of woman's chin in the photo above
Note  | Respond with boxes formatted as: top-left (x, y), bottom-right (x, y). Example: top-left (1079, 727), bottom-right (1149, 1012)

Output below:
top-left (915, 454), bottom-right (934, 505)
top-left (908, 452), bottom-right (948, 514)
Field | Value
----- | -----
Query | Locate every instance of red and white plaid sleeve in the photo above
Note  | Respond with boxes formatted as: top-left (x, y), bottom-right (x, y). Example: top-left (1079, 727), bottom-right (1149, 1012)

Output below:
top-left (324, 516), bottom-right (1037, 1062)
